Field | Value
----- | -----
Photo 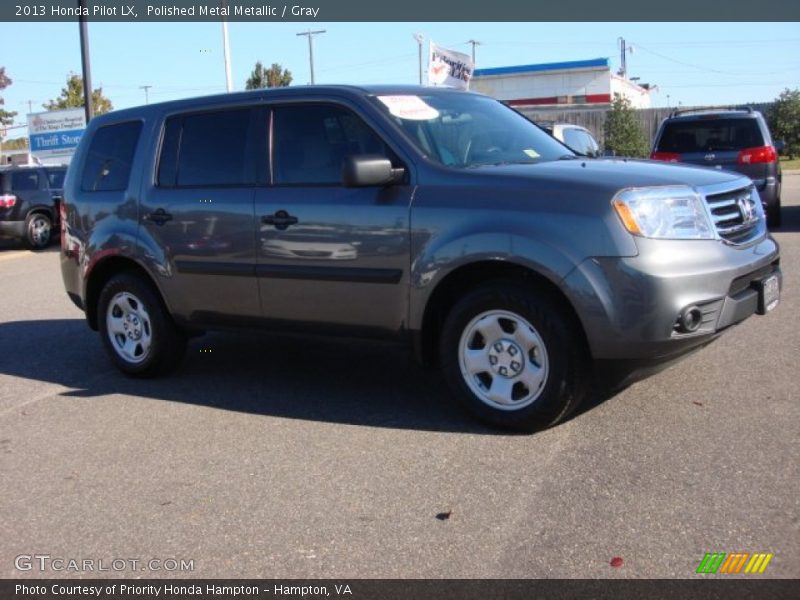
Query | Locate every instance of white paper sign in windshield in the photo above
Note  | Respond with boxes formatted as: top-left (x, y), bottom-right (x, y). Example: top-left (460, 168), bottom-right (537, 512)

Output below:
top-left (378, 96), bottom-right (440, 120)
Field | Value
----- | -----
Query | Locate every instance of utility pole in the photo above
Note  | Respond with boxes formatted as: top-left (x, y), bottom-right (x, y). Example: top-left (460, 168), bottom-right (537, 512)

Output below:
top-left (467, 39), bottom-right (481, 65)
top-left (140, 86), bottom-right (152, 104)
top-left (221, 1), bottom-right (233, 92)
top-left (25, 100), bottom-right (34, 114)
top-left (413, 33), bottom-right (424, 85)
top-left (617, 37), bottom-right (632, 78)
top-left (78, 0), bottom-right (94, 122)
top-left (297, 29), bottom-right (326, 84)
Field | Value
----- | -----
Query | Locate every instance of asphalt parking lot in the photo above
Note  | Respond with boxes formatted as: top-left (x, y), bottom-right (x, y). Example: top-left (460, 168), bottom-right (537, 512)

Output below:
top-left (1, 177), bottom-right (798, 579)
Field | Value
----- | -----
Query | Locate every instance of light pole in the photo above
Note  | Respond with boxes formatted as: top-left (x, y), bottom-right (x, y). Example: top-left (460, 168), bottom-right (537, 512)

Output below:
top-left (78, 0), bottom-right (93, 122)
top-left (297, 29), bottom-right (326, 85)
top-left (413, 33), bottom-right (424, 85)
top-left (221, 1), bottom-right (233, 92)
top-left (140, 86), bottom-right (152, 104)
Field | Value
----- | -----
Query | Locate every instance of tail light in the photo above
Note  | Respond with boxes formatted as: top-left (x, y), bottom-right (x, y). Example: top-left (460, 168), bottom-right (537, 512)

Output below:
top-left (737, 145), bottom-right (777, 164)
top-left (0, 194), bottom-right (17, 208)
top-left (650, 151), bottom-right (680, 162)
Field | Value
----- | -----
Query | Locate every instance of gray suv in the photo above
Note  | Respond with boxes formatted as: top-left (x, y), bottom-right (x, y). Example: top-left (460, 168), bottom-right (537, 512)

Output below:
top-left (60, 86), bottom-right (781, 431)
top-left (651, 107), bottom-right (783, 227)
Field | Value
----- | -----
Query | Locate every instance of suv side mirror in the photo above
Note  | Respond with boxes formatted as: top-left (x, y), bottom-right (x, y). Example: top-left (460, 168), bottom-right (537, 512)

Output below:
top-left (774, 140), bottom-right (785, 153)
top-left (343, 155), bottom-right (404, 187)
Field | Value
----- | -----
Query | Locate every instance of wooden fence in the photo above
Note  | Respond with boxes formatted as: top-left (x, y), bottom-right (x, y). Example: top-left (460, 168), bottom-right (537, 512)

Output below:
top-left (517, 102), bottom-right (774, 148)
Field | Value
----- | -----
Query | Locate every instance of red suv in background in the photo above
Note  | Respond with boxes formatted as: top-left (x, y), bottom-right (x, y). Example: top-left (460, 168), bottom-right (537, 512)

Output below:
top-left (650, 107), bottom-right (783, 227)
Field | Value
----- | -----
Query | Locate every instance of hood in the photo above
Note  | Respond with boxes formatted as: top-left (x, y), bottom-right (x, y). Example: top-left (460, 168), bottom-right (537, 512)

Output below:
top-left (463, 157), bottom-right (750, 195)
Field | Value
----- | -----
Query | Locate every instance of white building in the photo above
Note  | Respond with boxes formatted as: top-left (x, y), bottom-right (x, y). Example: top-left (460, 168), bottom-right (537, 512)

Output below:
top-left (472, 58), bottom-right (652, 109)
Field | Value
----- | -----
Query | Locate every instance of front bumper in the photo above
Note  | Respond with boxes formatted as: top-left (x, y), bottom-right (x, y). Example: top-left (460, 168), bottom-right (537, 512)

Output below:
top-left (0, 220), bottom-right (25, 239)
top-left (563, 234), bottom-right (781, 361)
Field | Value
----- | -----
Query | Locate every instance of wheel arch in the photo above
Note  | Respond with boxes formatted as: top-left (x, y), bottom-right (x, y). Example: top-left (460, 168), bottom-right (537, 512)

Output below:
top-left (85, 256), bottom-right (168, 331)
top-left (415, 260), bottom-right (589, 366)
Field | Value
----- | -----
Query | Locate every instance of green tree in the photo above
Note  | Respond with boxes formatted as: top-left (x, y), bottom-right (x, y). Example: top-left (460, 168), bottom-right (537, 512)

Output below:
top-left (768, 88), bottom-right (800, 158)
top-left (44, 73), bottom-right (113, 115)
top-left (1, 67), bottom-right (18, 127)
top-left (2, 137), bottom-right (28, 150)
top-left (603, 93), bottom-right (649, 158)
top-left (245, 61), bottom-right (292, 90)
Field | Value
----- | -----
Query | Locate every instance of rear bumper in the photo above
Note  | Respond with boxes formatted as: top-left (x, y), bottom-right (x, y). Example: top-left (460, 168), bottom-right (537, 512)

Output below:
top-left (563, 234), bottom-right (781, 361)
top-left (753, 177), bottom-right (779, 208)
top-left (0, 220), bottom-right (25, 239)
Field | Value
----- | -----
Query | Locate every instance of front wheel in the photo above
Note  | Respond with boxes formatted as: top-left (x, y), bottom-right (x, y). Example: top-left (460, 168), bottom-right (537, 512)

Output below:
top-left (97, 273), bottom-right (187, 377)
top-left (440, 283), bottom-right (588, 432)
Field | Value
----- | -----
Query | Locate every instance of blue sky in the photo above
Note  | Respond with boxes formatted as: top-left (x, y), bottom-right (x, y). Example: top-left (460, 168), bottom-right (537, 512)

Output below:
top-left (2, 21), bottom-right (799, 136)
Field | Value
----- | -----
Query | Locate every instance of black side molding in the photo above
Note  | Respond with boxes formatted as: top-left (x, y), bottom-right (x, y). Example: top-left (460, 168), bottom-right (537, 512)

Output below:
top-left (175, 261), bottom-right (402, 284)
top-left (256, 264), bottom-right (402, 284)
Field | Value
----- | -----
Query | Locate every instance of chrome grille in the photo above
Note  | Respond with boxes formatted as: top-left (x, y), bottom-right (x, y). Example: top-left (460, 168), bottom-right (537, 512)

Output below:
top-left (704, 186), bottom-right (760, 244)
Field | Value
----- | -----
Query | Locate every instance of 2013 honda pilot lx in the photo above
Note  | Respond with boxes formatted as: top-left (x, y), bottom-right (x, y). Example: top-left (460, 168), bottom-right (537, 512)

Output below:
top-left (60, 86), bottom-right (781, 431)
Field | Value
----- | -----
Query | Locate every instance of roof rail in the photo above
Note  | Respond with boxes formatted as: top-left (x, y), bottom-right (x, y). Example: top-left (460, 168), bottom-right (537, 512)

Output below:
top-left (668, 105), bottom-right (754, 118)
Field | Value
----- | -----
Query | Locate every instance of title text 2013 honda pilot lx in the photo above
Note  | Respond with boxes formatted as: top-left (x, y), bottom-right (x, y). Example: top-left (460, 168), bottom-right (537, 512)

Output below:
top-left (60, 86), bottom-right (781, 431)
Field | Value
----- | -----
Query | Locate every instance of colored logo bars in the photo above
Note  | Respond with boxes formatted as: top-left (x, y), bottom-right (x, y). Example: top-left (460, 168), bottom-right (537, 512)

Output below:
top-left (696, 552), bottom-right (774, 574)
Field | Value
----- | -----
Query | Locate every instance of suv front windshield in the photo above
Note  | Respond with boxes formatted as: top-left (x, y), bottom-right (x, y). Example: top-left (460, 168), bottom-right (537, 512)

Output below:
top-left (372, 92), bottom-right (572, 168)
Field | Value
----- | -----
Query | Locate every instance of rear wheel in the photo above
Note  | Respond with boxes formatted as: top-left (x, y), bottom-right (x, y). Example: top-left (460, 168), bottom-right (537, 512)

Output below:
top-left (25, 212), bottom-right (52, 249)
top-left (440, 283), bottom-right (588, 432)
top-left (98, 273), bottom-right (187, 377)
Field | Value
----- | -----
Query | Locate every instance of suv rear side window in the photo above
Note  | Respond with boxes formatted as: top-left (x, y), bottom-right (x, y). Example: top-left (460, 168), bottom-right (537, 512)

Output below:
top-left (11, 171), bottom-right (40, 191)
top-left (158, 108), bottom-right (261, 187)
top-left (657, 119), bottom-right (763, 153)
top-left (81, 121), bottom-right (142, 192)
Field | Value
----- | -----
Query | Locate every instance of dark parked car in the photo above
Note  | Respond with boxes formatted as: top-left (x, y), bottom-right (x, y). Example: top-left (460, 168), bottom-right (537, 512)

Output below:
top-left (60, 86), bottom-right (781, 431)
top-left (650, 107), bottom-right (783, 227)
top-left (0, 164), bottom-right (67, 249)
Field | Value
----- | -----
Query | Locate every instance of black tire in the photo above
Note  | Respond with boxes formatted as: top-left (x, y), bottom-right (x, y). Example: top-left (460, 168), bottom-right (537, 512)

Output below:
top-left (24, 212), bottom-right (52, 250)
top-left (439, 282), bottom-right (588, 432)
top-left (767, 198), bottom-right (782, 229)
top-left (97, 272), bottom-right (187, 377)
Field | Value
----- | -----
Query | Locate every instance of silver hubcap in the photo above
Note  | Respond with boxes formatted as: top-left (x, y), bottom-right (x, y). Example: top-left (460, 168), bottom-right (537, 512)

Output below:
top-left (458, 310), bottom-right (549, 411)
top-left (30, 217), bottom-right (50, 246)
top-left (106, 292), bottom-right (153, 364)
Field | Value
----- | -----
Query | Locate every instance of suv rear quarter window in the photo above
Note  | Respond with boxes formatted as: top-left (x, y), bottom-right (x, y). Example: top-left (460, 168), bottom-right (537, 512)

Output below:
top-left (81, 121), bottom-right (143, 192)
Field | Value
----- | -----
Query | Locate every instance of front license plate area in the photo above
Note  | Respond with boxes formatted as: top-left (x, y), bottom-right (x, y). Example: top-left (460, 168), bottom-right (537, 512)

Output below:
top-left (757, 275), bottom-right (780, 315)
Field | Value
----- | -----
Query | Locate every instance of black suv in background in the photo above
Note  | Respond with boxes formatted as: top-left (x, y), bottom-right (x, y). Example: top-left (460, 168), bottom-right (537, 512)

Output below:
top-left (0, 165), bottom-right (67, 248)
top-left (650, 107), bottom-right (783, 227)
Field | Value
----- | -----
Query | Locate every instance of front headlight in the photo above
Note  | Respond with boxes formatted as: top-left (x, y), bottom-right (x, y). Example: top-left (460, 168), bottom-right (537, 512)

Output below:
top-left (612, 186), bottom-right (714, 240)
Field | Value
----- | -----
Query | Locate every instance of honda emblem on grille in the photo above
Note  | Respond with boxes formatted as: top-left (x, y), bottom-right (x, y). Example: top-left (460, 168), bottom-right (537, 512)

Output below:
top-left (737, 197), bottom-right (756, 224)
top-left (704, 153), bottom-right (716, 161)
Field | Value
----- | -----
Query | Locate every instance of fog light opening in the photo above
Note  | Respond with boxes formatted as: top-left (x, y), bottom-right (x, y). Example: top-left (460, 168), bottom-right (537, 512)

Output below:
top-left (677, 306), bottom-right (703, 333)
